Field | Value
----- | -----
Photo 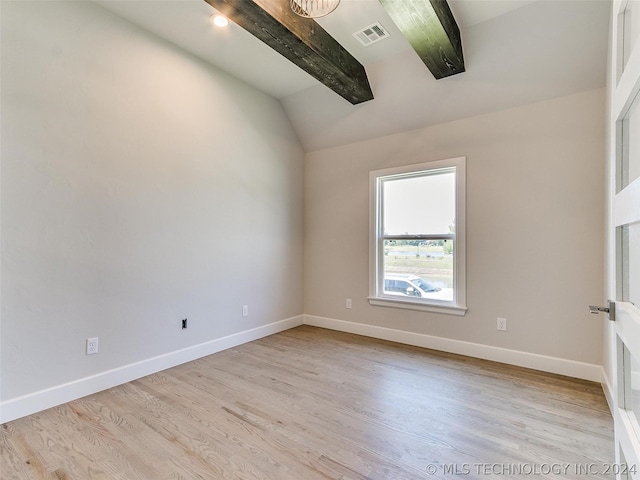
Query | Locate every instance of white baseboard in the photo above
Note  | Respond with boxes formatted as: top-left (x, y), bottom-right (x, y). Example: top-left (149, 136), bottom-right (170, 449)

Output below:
top-left (304, 315), bottom-right (603, 382)
top-left (1, 314), bottom-right (605, 424)
top-left (602, 368), bottom-right (615, 416)
top-left (0, 316), bottom-right (303, 424)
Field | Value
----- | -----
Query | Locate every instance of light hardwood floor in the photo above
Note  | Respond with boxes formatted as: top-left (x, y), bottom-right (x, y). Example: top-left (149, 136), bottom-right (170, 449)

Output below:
top-left (1, 326), bottom-right (613, 479)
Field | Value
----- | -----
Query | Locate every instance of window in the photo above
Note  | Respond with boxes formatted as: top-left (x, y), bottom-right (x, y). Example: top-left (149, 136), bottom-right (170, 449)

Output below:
top-left (368, 157), bottom-right (466, 315)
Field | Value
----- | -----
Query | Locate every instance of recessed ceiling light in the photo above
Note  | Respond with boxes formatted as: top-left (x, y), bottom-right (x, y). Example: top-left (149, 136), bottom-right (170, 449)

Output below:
top-left (210, 14), bottom-right (229, 28)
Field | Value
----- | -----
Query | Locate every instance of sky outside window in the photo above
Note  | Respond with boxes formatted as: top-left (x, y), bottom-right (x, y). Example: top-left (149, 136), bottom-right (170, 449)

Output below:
top-left (382, 171), bottom-right (455, 235)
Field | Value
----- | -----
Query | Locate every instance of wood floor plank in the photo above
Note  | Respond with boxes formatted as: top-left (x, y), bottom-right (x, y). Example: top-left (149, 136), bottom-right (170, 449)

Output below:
top-left (1, 326), bottom-right (614, 480)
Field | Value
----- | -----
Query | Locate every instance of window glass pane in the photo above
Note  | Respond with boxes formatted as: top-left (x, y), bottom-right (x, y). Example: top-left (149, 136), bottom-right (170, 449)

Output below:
top-left (382, 240), bottom-right (453, 301)
top-left (621, 93), bottom-right (640, 190)
top-left (631, 352), bottom-right (640, 425)
top-left (622, 222), bottom-right (640, 305)
top-left (624, 344), bottom-right (640, 443)
top-left (382, 171), bottom-right (455, 235)
top-left (623, 2), bottom-right (640, 72)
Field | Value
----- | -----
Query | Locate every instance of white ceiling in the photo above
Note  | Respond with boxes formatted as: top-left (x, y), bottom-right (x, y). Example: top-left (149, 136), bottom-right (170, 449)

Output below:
top-left (95, 0), bottom-right (610, 152)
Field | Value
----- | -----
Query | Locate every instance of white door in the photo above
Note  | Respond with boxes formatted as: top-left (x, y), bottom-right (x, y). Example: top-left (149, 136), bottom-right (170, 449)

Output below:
top-left (608, 1), bottom-right (640, 478)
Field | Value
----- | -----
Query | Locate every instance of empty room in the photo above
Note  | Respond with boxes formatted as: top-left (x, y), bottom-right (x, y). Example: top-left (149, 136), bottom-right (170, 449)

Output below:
top-left (2, 0), bottom-right (640, 478)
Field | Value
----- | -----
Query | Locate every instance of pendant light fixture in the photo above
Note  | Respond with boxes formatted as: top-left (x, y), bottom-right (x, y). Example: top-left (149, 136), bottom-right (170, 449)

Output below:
top-left (290, 0), bottom-right (340, 18)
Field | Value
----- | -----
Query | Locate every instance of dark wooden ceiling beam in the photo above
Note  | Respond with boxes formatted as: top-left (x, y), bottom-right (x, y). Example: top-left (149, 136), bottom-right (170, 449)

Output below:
top-left (204, 0), bottom-right (374, 104)
top-left (379, 0), bottom-right (464, 79)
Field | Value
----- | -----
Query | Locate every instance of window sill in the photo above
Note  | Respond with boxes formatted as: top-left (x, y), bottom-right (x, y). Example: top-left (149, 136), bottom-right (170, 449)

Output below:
top-left (367, 297), bottom-right (467, 316)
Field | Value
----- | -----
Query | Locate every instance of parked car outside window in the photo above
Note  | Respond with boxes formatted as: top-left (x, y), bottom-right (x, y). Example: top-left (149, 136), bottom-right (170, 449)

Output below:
top-left (383, 274), bottom-right (452, 301)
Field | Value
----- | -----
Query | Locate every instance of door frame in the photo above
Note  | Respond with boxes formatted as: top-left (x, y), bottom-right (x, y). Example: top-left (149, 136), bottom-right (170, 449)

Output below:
top-left (607, 1), bottom-right (640, 478)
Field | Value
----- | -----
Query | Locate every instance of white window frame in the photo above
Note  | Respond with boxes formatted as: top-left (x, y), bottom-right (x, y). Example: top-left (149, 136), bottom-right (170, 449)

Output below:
top-left (368, 157), bottom-right (467, 316)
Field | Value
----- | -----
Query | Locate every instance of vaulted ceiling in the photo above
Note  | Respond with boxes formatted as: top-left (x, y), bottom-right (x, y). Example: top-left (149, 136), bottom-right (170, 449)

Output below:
top-left (94, 0), bottom-right (610, 152)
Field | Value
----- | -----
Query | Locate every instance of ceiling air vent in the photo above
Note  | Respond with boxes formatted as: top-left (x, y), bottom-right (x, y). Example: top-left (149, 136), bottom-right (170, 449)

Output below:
top-left (352, 22), bottom-right (390, 47)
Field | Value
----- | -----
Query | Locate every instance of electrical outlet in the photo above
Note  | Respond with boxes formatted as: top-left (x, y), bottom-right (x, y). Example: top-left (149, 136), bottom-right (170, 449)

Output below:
top-left (182, 318), bottom-right (188, 329)
top-left (497, 318), bottom-right (507, 331)
top-left (346, 298), bottom-right (352, 309)
top-left (86, 337), bottom-right (99, 355)
top-left (242, 305), bottom-right (248, 317)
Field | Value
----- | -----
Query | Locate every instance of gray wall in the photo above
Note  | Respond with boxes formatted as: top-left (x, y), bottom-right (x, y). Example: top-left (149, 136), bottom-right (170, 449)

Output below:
top-left (304, 89), bottom-right (605, 365)
top-left (1, 1), bottom-right (304, 402)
